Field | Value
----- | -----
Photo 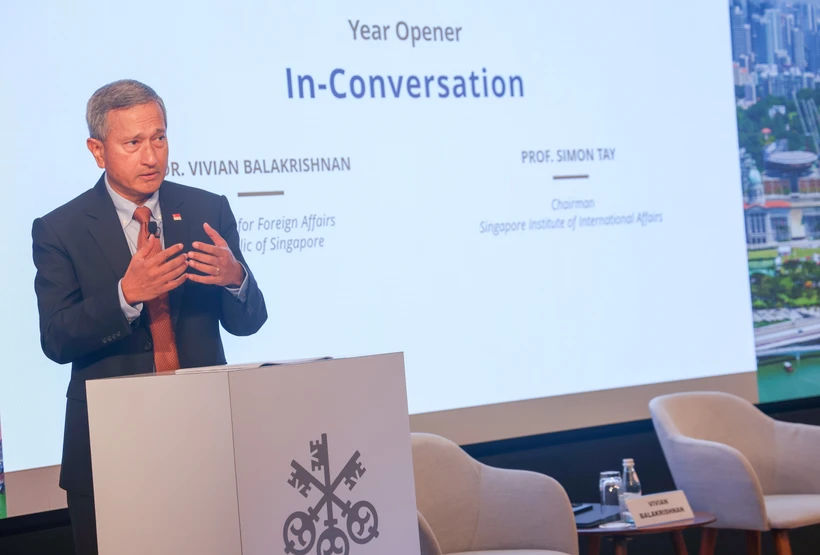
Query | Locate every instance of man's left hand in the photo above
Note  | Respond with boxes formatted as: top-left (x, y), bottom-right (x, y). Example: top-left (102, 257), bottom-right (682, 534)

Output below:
top-left (187, 223), bottom-right (246, 287)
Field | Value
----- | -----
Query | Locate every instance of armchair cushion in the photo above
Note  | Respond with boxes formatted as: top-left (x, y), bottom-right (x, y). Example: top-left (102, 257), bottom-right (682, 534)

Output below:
top-left (764, 495), bottom-right (820, 529)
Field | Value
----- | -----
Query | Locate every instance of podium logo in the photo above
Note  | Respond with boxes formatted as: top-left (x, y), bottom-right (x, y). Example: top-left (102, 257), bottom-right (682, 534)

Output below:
top-left (284, 433), bottom-right (379, 555)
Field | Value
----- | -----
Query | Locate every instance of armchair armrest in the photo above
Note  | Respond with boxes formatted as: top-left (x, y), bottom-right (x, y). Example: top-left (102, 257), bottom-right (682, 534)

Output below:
top-left (475, 465), bottom-right (579, 555)
top-left (418, 511), bottom-right (442, 555)
top-left (773, 420), bottom-right (820, 494)
top-left (664, 434), bottom-right (768, 530)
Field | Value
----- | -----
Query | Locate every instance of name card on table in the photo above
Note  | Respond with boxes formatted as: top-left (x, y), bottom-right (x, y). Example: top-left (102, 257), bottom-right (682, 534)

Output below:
top-left (625, 490), bottom-right (694, 528)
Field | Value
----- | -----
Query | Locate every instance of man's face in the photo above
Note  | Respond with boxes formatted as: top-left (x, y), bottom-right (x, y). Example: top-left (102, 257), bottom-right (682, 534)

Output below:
top-left (87, 101), bottom-right (168, 204)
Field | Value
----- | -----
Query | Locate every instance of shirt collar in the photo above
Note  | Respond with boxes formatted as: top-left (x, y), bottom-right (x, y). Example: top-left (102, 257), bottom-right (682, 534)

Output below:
top-left (104, 173), bottom-right (161, 227)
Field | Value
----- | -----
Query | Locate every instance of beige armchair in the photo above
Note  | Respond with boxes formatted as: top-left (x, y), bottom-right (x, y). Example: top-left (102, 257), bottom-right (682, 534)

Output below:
top-left (411, 433), bottom-right (578, 555)
top-left (649, 391), bottom-right (820, 555)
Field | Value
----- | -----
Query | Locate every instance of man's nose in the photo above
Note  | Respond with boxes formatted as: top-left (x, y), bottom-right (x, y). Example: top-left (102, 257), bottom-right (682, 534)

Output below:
top-left (141, 143), bottom-right (158, 166)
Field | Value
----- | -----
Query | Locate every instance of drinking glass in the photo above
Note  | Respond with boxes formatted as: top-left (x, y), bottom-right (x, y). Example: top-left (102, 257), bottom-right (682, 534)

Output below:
top-left (599, 471), bottom-right (622, 511)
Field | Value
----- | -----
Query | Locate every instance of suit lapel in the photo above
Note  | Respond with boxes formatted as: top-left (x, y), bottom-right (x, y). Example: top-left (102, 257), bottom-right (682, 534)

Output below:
top-left (86, 175), bottom-right (132, 279)
top-left (159, 182), bottom-right (189, 330)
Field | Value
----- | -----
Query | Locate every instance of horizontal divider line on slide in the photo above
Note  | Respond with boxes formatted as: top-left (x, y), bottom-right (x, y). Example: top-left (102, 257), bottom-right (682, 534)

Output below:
top-left (552, 174), bottom-right (589, 180)
top-left (237, 191), bottom-right (285, 197)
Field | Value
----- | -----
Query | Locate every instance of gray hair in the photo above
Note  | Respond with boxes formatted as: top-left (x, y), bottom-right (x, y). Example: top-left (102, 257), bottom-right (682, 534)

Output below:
top-left (86, 79), bottom-right (167, 141)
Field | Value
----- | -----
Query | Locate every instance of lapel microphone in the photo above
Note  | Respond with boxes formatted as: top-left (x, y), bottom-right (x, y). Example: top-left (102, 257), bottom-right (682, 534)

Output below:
top-left (147, 221), bottom-right (160, 238)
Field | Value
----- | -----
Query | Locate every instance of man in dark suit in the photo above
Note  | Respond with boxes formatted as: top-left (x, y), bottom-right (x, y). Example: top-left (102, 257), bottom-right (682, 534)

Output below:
top-left (31, 79), bottom-right (267, 555)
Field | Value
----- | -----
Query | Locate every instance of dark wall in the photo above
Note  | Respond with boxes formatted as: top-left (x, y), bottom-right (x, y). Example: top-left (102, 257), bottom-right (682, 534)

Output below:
top-left (2, 398), bottom-right (819, 555)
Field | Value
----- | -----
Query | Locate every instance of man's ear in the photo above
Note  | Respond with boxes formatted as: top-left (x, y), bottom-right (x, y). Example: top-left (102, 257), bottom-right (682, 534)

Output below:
top-left (87, 138), bottom-right (105, 169)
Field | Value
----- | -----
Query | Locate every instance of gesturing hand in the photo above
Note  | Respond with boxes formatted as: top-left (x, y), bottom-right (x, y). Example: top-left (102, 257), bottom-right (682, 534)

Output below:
top-left (121, 236), bottom-right (188, 305)
top-left (187, 223), bottom-right (245, 287)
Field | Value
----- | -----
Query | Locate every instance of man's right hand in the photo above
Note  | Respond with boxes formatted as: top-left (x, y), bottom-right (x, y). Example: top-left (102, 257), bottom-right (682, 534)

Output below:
top-left (121, 236), bottom-right (188, 305)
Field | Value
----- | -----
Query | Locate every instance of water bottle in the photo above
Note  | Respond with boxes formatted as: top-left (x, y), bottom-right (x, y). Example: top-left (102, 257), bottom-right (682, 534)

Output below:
top-left (619, 458), bottom-right (642, 524)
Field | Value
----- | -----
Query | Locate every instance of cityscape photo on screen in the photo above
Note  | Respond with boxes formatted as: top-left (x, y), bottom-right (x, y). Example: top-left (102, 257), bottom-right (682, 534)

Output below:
top-left (732, 0), bottom-right (820, 401)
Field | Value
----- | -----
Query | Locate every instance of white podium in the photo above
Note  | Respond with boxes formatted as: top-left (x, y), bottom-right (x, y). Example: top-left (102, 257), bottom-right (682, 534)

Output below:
top-left (86, 352), bottom-right (420, 555)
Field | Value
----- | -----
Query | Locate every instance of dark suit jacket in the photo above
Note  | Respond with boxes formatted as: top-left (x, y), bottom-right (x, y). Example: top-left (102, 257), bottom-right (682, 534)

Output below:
top-left (32, 175), bottom-right (267, 495)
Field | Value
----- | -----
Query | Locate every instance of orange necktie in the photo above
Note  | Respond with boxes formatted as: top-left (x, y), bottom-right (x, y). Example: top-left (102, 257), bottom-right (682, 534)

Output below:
top-left (133, 207), bottom-right (180, 373)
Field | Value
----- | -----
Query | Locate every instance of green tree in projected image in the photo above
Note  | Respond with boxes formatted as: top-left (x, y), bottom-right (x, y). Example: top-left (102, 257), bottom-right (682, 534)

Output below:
top-left (736, 92), bottom-right (819, 170)
top-left (751, 260), bottom-right (820, 309)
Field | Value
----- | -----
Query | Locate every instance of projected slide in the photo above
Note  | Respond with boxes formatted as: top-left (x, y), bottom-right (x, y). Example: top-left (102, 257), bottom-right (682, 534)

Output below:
top-left (731, 0), bottom-right (820, 402)
top-left (0, 0), bottom-right (754, 482)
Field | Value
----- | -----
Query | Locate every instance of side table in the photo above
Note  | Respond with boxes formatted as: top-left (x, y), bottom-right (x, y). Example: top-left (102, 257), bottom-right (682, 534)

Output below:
top-left (577, 511), bottom-right (717, 555)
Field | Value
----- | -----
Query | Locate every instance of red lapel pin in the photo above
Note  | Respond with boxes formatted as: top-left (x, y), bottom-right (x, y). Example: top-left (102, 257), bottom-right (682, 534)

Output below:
top-left (172, 213), bottom-right (182, 221)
